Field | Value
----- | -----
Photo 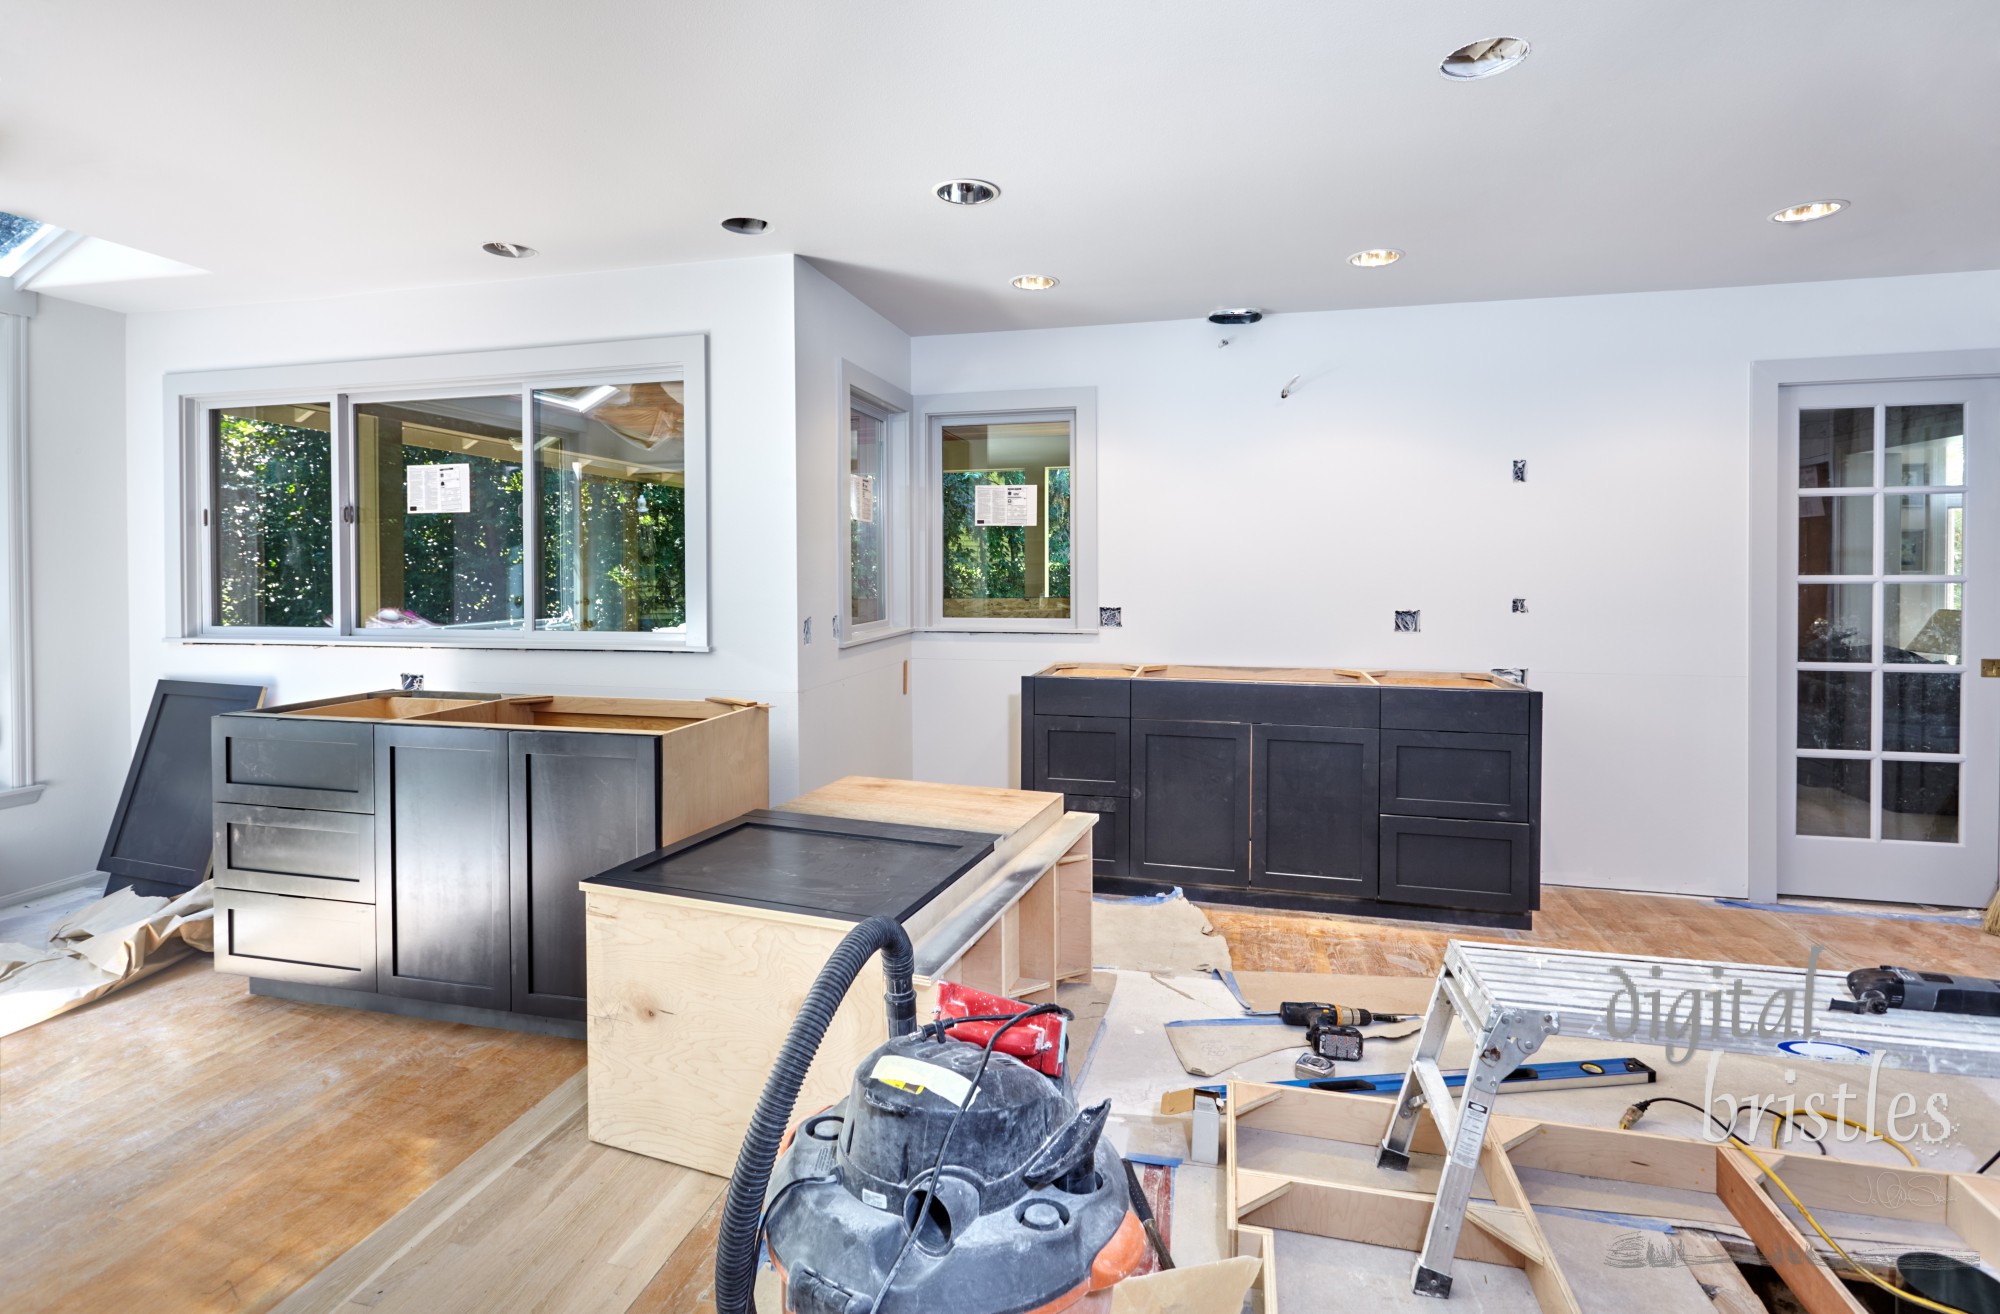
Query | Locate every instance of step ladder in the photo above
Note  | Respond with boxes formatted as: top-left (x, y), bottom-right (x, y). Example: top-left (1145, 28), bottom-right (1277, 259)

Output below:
top-left (1376, 938), bottom-right (2000, 1299)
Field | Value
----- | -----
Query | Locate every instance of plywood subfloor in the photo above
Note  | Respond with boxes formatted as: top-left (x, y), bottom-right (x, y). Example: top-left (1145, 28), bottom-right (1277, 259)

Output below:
top-left (0, 960), bottom-right (583, 1314)
top-left (1202, 885), bottom-right (2000, 978)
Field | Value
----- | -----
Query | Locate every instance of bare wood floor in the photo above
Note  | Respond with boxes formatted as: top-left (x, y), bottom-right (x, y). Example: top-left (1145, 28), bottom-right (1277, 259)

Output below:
top-left (6, 888), bottom-right (2000, 1313)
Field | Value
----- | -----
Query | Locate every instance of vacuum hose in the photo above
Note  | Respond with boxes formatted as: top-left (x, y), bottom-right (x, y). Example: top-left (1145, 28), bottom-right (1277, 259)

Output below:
top-left (714, 915), bottom-right (917, 1314)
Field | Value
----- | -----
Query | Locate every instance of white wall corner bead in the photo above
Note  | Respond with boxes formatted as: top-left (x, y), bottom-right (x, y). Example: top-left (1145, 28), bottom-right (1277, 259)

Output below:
top-left (0, 311), bottom-right (36, 801)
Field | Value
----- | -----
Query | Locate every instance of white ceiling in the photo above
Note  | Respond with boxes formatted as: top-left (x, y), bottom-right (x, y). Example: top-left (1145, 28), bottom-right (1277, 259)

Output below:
top-left (9, 2), bottom-right (1999, 333)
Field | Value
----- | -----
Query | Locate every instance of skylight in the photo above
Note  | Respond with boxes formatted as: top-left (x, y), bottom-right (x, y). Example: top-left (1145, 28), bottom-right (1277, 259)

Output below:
top-left (0, 212), bottom-right (61, 278)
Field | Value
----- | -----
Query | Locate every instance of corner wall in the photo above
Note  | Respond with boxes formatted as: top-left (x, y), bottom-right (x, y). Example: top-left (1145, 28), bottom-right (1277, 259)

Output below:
top-left (0, 296), bottom-right (129, 900)
top-left (908, 270), bottom-right (2000, 898)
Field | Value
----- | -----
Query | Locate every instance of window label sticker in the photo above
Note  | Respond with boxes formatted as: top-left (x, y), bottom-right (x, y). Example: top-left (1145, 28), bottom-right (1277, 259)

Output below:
top-left (870, 1054), bottom-right (973, 1106)
top-left (973, 482), bottom-right (1037, 527)
top-left (850, 472), bottom-right (876, 524)
top-left (406, 463), bottom-right (471, 514)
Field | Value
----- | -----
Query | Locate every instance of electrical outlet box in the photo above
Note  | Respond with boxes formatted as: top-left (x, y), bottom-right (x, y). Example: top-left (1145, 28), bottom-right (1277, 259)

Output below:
top-left (1512, 598), bottom-right (1528, 613)
top-left (1512, 459), bottom-right (1527, 482)
top-left (1099, 606), bottom-right (1123, 628)
top-left (1394, 610), bottom-right (1420, 633)
top-left (399, 673), bottom-right (425, 691)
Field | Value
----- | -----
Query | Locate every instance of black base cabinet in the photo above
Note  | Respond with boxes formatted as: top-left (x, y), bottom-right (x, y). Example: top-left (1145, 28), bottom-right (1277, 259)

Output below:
top-left (1024, 666), bottom-right (1542, 922)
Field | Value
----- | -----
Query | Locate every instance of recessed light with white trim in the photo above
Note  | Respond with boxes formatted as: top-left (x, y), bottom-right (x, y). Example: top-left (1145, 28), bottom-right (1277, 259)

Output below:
top-left (720, 216), bottom-right (769, 234)
top-left (1348, 248), bottom-right (1403, 267)
top-left (482, 241), bottom-right (537, 259)
top-left (1011, 274), bottom-right (1057, 291)
top-left (1441, 37), bottom-right (1530, 80)
top-left (936, 179), bottom-right (1001, 206)
top-left (1769, 199), bottom-right (1848, 224)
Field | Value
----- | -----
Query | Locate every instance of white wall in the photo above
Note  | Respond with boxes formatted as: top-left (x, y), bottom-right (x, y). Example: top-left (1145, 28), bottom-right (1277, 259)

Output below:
top-left (0, 296), bottom-right (129, 899)
top-left (122, 255), bottom-right (815, 798)
top-left (792, 261), bottom-right (915, 792)
top-left (909, 270), bottom-right (2000, 899)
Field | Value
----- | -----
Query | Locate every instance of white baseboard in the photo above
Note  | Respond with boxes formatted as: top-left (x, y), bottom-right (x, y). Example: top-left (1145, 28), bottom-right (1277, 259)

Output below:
top-left (0, 868), bottom-right (107, 911)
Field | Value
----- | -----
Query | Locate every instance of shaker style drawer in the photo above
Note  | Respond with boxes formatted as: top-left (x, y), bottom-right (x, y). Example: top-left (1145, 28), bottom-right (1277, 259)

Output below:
top-left (214, 803), bottom-right (376, 902)
top-left (1380, 730), bottom-right (1530, 823)
top-left (213, 717), bottom-right (376, 813)
top-left (213, 887), bottom-right (377, 990)
top-left (1034, 716), bottom-right (1132, 796)
top-left (1378, 817), bottom-right (1532, 913)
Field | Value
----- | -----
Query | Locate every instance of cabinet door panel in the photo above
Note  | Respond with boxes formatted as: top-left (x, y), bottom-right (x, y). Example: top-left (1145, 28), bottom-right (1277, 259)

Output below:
top-left (1064, 793), bottom-right (1128, 878)
top-left (1251, 725), bottom-right (1378, 896)
top-left (1379, 817), bottom-right (1531, 912)
top-left (214, 803), bottom-right (376, 902)
top-left (375, 726), bottom-right (511, 1009)
top-left (214, 888), bottom-right (377, 990)
top-left (1130, 719), bottom-right (1250, 886)
top-left (511, 731), bottom-right (659, 1019)
top-left (1380, 730), bottom-right (1530, 822)
top-left (213, 716), bottom-right (375, 813)
top-left (1034, 716), bottom-right (1131, 796)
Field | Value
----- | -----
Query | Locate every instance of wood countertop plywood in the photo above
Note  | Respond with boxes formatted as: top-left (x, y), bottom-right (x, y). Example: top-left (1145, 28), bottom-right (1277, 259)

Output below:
top-left (780, 776), bottom-right (1061, 850)
top-left (1035, 663), bottom-right (1525, 689)
top-left (0, 960), bottom-right (582, 1314)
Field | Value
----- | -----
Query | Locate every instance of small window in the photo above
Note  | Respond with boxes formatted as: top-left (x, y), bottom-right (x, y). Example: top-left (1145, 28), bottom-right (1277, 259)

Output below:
top-left (837, 365), bottom-right (913, 646)
top-left (921, 390), bottom-right (1095, 632)
top-left (178, 336), bottom-right (708, 648)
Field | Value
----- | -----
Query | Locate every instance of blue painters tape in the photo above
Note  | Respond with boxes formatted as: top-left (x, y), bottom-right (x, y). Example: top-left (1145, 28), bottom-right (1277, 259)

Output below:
top-left (1715, 898), bottom-right (1979, 926)
top-left (1123, 1153), bottom-right (1182, 1168)
top-left (1163, 1017), bottom-right (1291, 1029)
top-left (1093, 887), bottom-right (1183, 906)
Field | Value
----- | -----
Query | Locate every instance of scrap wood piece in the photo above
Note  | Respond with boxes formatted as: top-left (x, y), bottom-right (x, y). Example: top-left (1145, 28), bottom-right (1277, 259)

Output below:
top-left (1109, 1255), bottom-right (1260, 1313)
top-left (1714, 1145), bottom-right (1866, 1314)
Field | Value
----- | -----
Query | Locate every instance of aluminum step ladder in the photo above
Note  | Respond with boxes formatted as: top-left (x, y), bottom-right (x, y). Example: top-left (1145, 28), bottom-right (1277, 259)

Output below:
top-left (1376, 937), bottom-right (2000, 1299)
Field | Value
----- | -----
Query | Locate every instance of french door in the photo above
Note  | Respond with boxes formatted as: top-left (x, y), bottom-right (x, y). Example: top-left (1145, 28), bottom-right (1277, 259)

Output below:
top-left (1778, 380), bottom-right (1998, 905)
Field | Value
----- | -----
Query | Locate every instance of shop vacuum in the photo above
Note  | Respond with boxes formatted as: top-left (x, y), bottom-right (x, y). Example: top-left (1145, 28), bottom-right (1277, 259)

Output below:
top-left (713, 916), bottom-right (1147, 1314)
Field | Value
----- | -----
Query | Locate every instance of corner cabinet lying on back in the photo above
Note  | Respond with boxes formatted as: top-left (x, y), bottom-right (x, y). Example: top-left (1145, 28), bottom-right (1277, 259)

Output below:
top-left (212, 691), bottom-right (769, 1034)
top-left (1021, 664), bottom-right (1541, 922)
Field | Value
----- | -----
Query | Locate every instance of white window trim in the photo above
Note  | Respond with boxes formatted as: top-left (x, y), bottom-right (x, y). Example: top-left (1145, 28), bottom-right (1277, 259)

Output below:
top-left (914, 387), bottom-right (1097, 634)
top-left (0, 308), bottom-right (40, 807)
top-left (836, 361), bottom-right (913, 648)
top-left (168, 334), bottom-right (711, 651)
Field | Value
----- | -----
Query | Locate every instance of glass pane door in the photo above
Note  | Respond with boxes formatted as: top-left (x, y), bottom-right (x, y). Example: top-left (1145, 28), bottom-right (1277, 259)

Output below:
top-left (1781, 381), bottom-right (1995, 904)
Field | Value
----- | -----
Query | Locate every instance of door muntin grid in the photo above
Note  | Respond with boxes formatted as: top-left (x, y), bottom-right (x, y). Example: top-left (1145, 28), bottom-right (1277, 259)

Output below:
top-left (1795, 403), bottom-right (1966, 844)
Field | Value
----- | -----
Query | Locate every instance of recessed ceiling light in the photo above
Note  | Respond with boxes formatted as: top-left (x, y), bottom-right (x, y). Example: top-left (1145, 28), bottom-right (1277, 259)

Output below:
top-left (482, 241), bottom-right (537, 259)
top-left (720, 216), bottom-right (769, 235)
top-left (936, 179), bottom-right (1001, 206)
top-left (1441, 36), bottom-right (1530, 80)
top-left (1011, 274), bottom-right (1057, 291)
top-left (1769, 199), bottom-right (1848, 224)
top-left (1348, 248), bottom-right (1403, 268)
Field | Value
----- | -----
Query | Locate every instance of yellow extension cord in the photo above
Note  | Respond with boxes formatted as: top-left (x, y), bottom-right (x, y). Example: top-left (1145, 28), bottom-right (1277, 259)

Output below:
top-left (1732, 1137), bottom-right (1968, 1314)
top-left (1770, 1109), bottom-right (1920, 1167)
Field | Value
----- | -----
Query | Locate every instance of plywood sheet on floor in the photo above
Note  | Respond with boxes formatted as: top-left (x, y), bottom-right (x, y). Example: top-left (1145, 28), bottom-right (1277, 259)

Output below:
top-left (0, 958), bottom-right (583, 1314)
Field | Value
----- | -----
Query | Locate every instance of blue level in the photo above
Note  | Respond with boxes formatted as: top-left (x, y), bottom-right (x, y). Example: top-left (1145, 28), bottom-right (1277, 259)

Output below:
top-left (1197, 1056), bottom-right (1656, 1098)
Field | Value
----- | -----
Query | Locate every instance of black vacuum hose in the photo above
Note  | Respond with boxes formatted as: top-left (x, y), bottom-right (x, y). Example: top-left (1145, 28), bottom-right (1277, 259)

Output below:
top-left (714, 915), bottom-right (917, 1314)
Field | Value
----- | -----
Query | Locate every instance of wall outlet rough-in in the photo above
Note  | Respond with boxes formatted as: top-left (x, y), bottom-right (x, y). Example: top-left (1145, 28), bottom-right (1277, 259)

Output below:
top-left (802, 617), bottom-right (812, 644)
top-left (400, 673), bottom-right (425, 691)
top-left (1394, 610), bottom-right (1421, 633)
top-left (1099, 607), bottom-right (1123, 628)
top-left (1492, 667), bottom-right (1528, 685)
top-left (1511, 598), bottom-right (1528, 613)
top-left (1512, 459), bottom-right (1527, 482)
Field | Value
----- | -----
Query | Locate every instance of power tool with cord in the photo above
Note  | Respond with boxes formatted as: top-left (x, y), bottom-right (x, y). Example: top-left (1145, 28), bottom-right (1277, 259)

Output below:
top-left (1829, 966), bottom-right (2000, 1017)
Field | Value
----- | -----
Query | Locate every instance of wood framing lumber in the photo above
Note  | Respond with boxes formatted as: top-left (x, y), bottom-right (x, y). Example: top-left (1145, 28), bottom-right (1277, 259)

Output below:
top-left (1714, 1144), bottom-right (1867, 1314)
top-left (1672, 1229), bottom-right (1768, 1314)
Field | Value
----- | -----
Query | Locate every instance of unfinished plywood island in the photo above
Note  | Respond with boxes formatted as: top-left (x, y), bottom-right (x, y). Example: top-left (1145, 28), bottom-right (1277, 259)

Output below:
top-left (210, 690), bottom-right (769, 1036)
top-left (584, 776), bottom-right (1095, 1176)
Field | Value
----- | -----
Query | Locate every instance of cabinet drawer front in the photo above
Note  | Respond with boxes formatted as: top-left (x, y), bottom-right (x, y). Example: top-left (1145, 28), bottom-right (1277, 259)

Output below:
top-left (214, 888), bottom-right (377, 989)
top-left (1065, 793), bottom-right (1129, 877)
top-left (1380, 730), bottom-right (1529, 822)
top-left (213, 717), bottom-right (375, 813)
top-left (215, 804), bottom-right (376, 902)
top-left (1378, 817), bottom-right (1531, 913)
top-left (1251, 725), bottom-right (1379, 897)
top-left (1379, 687), bottom-right (1533, 735)
top-left (1035, 717), bottom-right (1132, 795)
top-left (1029, 675), bottom-right (1131, 718)
top-left (1131, 680), bottom-right (1378, 729)
top-left (1130, 719), bottom-right (1251, 885)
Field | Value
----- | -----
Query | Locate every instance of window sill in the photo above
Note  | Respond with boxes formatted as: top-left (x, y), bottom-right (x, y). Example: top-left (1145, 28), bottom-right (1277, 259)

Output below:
top-left (177, 635), bottom-right (711, 654)
top-left (916, 625), bottom-right (1100, 637)
top-left (0, 783), bottom-right (46, 811)
top-left (838, 625), bottom-right (915, 650)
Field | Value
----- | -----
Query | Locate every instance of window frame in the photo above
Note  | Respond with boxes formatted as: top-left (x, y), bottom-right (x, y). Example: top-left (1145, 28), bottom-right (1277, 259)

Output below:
top-left (170, 335), bottom-right (710, 651)
top-left (0, 309), bottom-right (38, 807)
top-left (915, 388), bottom-right (1097, 634)
top-left (836, 361), bottom-right (913, 648)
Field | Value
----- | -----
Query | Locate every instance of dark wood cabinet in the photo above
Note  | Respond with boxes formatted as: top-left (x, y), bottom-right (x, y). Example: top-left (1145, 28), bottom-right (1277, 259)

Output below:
top-left (1024, 665), bottom-right (1542, 923)
top-left (213, 716), bottom-right (375, 813)
top-left (214, 803), bottom-right (376, 902)
top-left (375, 725), bottom-right (512, 1009)
top-left (509, 731), bottom-right (660, 1020)
top-left (1130, 718), bottom-right (1251, 886)
top-left (214, 888), bottom-right (377, 990)
top-left (1252, 725), bottom-right (1378, 897)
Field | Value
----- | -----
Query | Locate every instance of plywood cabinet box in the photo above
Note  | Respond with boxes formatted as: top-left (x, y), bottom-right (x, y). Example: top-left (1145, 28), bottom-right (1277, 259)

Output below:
top-left (211, 691), bottom-right (769, 1035)
top-left (1021, 664), bottom-right (1543, 924)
